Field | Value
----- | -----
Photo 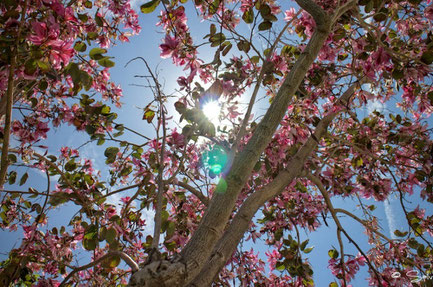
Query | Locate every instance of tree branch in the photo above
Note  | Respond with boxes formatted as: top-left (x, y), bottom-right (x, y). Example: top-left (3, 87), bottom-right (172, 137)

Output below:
top-left (0, 0), bottom-right (29, 188)
top-left (59, 251), bottom-right (139, 287)
top-left (232, 11), bottom-right (301, 153)
top-left (189, 80), bottom-right (362, 286)
top-left (334, 208), bottom-right (424, 270)
top-left (179, 7), bottom-right (334, 283)
top-left (307, 173), bottom-right (384, 286)
top-left (173, 180), bottom-right (209, 206)
top-left (295, 0), bottom-right (329, 27)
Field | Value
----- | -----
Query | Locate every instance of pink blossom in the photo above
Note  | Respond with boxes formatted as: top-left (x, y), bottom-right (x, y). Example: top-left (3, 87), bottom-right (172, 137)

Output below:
top-left (265, 249), bottom-right (281, 271)
top-left (160, 35), bottom-right (180, 59)
top-left (426, 5), bottom-right (433, 20)
top-left (121, 196), bottom-right (131, 204)
top-left (49, 40), bottom-right (74, 69)
top-left (28, 21), bottom-right (47, 45)
top-left (284, 8), bottom-right (297, 22)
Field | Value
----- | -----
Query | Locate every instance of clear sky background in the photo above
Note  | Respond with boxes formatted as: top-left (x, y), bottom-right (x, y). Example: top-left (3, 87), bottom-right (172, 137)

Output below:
top-left (1, 1), bottom-right (432, 286)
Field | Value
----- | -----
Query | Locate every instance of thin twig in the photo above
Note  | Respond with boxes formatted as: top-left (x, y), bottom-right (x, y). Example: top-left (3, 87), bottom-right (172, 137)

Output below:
top-left (59, 251), bottom-right (139, 287)
top-left (0, 0), bottom-right (29, 187)
top-left (172, 180), bottom-right (209, 206)
top-left (130, 57), bottom-right (168, 251)
top-left (307, 173), bottom-right (384, 286)
top-left (232, 11), bottom-right (301, 154)
top-left (102, 183), bottom-right (141, 199)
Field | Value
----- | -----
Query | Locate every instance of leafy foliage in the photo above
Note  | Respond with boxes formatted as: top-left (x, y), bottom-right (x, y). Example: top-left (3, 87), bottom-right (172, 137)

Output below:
top-left (1, 0), bottom-right (433, 286)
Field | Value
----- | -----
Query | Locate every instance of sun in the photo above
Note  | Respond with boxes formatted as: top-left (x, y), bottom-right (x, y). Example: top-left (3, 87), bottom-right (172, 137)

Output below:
top-left (202, 100), bottom-right (221, 124)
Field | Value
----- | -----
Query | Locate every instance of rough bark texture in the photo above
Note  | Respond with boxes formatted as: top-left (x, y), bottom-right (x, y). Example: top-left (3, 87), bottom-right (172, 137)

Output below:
top-left (178, 9), bottom-right (332, 285)
top-left (189, 81), bottom-right (361, 286)
top-left (128, 0), bottom-right (358, 285)
top-left (128, 261), bottom-right (187, 287)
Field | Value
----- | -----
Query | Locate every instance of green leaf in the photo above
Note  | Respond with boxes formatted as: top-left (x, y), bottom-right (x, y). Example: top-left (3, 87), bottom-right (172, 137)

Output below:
top-left (8, 171), bottom-right (17, 185)
top-left (87, 32), bottom-right (98, 40)
top-left (101, 105), bottom-right (111, 115)
top-left (365, 0), bottom-right (374, 13)
top-left (275, 261), bottom-right (286, 271)
top-left (174, 101), bottom-right (186, 114)
top-left (210, 33), bottom-right (226, 46)
top-left (97, 138), bottom-right (105, 145)
top-left (19, 173), bottom-right (28, 186)
top-left (24, 59), bottom-right (37, 75)
top-left (37, 60), bottom-right (50, 72)
top-left (143, 108), bottom-right (155, 123)
top-left (89, 47), bottom-right (107, 60)
top-left (300, 239), bottom-right (309, 251)
top-left (394, 230), bottom-right (408, 237)
top-left (210, 23), bottom-right (216, 35)
top-left (65, 62), bottom-right (81, 86)
top-left (49, 192), bottom-right (70, 206)
top-left (141, 0), bottom-right (160, 13)
top-left (120, 166), bottom-right (132, 176)
top-left (258, 21), bottom-right (272, 31)
top-left (65, 159), bottom-right (77, 172)
top-left (222, 42), bottom-right (232, 56)
top-left (98, 57), bottom-right (115, 68)
top-left (161, 210), bottom-right (169, 223)
top-left (78, 13), bottom-right (88, 22)
top-left (199, 122), bottom-right (216, 137)
top-left (166, 221), bottom-right (175, 239)
top-left (417, 244), bottom-right (425, 256)
top-left (8, 154), bottom-right (17, 164)
top-left (102, 255), bottom-right (120, 268)
top-left (74, 41), bottom-right (87, 52)
top-left (356, 157), bottom-right (363, 167)
top-left (208, 0), bottom-right (219, 14)
top-left (242, 8), bottom-right (254, 24)
top-left (80, 71), bottom-right (93, 91)
top-left (333, 28), bottom-right (346, 41)
top-left (105, 227), bottom-right (117, 244)
top-left (264, 14), bottom-right (278, 22)
top-left (237, 40), bottom-right (251, 53)
top-left (83, 238), bottom-right (97, 250)
top-left (84, 224), bottom-right (98, 240)
top-left (38, 80), bottom-right (48, 90)
top-left (373, 10), bottom-right (388, 22)
top-left (329, 283), bottom-right (338, 287)
top-left (421, 50), bottom-right (433, 65)
top-left (250, 56), bottom-right (260, 64)
top-left (85, 125), bottom-right (97, 135)
top-left (408, 238), bottom-right (419, 249)
top-left (259, 4), bottom-right (271, 17)
top-left (304, 246), bottom-right (314, 254)
top-left (328, 249), bottom-right (339, 259)
top-left (84, 0), bottom-right (92, 8)
top-left (95, 14), bottom-right (104, 26)
top-left (104, 147), bottom-right (119, 158)
top-left (392, 68), bottom-right (404, 80)
top-left (23, 200), bottom-right (31, 209)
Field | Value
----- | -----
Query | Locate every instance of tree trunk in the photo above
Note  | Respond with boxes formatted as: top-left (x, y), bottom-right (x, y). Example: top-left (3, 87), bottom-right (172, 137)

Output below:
top-left (127, 0), bottom-right (357, 285)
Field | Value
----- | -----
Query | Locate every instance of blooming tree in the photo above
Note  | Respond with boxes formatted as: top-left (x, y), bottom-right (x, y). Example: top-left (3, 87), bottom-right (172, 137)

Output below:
top-left (1, 0), bottom-right (433, 286)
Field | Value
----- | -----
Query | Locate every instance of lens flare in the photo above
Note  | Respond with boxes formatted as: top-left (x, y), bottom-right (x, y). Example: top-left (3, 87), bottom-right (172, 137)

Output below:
top-left (202, 145), bottom-right (228, 176)
top-left (202, 100), bottom-right (221, 123)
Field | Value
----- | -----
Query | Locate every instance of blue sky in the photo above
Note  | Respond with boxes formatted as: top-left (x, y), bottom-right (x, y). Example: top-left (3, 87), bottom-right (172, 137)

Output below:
top-left (2, 1), bottom-right (432, 286)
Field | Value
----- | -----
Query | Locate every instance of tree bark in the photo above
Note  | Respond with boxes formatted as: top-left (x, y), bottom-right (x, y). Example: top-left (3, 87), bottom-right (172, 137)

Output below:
top-left (128, 0), bottom-right (360, 285)
top-left (189, 81), bottom-right (362, 286)
top-left (176, 3), bottom-right (332, 285)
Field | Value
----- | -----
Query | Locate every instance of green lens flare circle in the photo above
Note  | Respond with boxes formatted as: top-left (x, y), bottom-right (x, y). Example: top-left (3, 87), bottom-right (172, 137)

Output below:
top-left (203, 145), bottom-right (228, 176)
